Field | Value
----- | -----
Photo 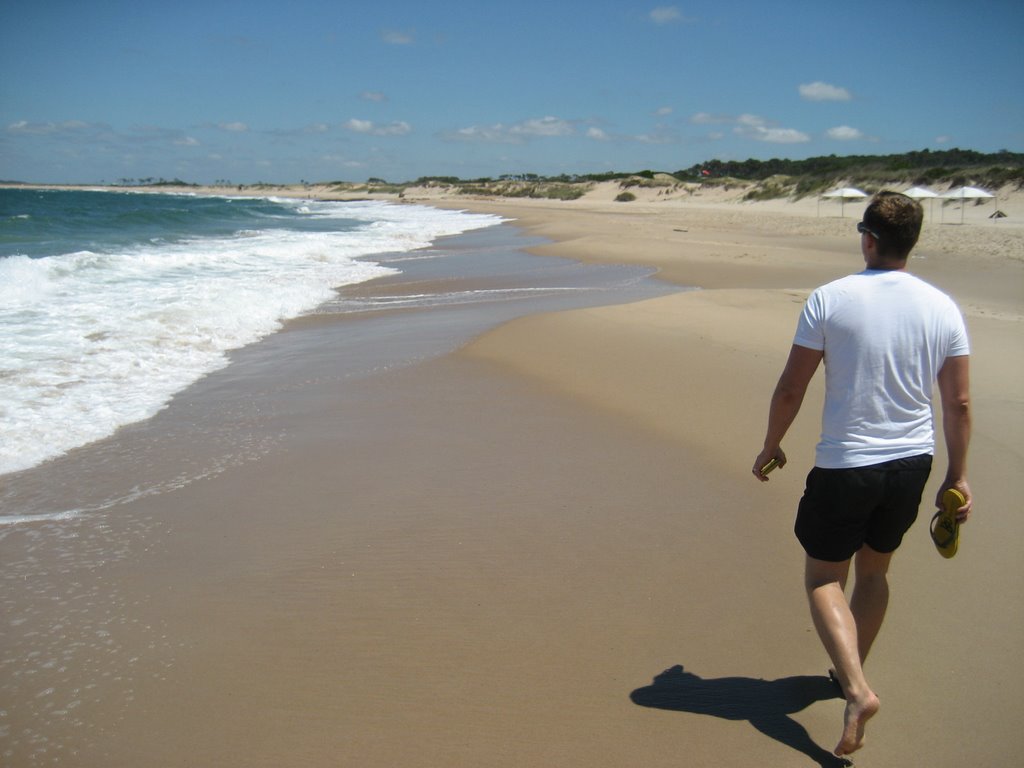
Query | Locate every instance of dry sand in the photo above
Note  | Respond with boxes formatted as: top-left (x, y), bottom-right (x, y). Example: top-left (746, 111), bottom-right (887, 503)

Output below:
top-left (448, 193), bottom-right (1024, 766)
top-left (2, 186), bottom-right (1021, 766)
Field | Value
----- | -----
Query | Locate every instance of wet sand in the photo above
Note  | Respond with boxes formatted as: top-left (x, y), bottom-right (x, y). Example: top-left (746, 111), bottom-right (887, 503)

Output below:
top-left (2, 196), bottom-right (1021, 766)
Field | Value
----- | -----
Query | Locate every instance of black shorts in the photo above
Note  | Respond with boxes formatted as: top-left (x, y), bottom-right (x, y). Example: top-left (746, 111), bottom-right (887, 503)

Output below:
top-left (795, 454), bottom-right (933, 562)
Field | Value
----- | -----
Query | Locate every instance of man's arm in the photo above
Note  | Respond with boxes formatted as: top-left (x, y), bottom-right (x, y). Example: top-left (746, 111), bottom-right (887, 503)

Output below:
top-left (752, 344), bottom-right (823, 482)
top-left (936, 354), bottom-right (972, 520)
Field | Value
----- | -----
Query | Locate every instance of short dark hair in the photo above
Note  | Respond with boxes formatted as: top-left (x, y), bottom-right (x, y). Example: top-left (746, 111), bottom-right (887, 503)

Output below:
top-left (862, 191), bottom-right (924, 260)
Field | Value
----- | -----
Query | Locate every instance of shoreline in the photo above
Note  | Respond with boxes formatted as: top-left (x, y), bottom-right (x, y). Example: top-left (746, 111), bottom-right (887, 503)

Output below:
top-left (2, 187), bottom-right (1021, 766)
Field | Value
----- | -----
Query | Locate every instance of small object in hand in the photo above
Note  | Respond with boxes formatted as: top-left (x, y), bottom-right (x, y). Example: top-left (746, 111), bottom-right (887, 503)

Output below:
top-left (759, 458), bottom-right (780, 476)
top-left (930, 488), bottom-right (966, 558)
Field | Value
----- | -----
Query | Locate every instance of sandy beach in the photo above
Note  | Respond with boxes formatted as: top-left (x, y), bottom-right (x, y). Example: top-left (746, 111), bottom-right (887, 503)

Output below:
top-left (3, 186), bottom-right (1022, 766)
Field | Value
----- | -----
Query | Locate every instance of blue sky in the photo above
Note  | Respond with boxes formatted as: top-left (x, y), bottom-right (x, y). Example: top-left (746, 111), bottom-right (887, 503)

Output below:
top-left (2, 0), bottom-right (1022, 184)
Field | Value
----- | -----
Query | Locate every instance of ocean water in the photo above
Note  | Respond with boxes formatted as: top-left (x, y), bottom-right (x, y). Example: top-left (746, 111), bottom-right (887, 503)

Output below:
top-left (0, 188), bottom-right (682, 766)
top-left (0, 188), bottom-right (504, 481)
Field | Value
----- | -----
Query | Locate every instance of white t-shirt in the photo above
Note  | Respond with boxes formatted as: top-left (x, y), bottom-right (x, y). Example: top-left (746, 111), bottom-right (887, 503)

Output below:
top-left (794, 269), bottom-right (970, 468)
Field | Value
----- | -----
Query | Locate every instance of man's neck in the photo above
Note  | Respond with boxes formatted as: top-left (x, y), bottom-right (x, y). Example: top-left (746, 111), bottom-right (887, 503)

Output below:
top-left (865, 256), bottom-right (908, 271)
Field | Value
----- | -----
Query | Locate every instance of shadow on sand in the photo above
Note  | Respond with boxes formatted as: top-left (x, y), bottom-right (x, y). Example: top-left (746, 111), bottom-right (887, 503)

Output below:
top-left (630, 664), bottom-right (851, 767)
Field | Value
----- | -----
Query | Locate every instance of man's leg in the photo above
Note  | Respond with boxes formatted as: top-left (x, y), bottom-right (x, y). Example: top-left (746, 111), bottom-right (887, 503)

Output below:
top-left (849, 545), bottom-right (893, 663)
top-left (805, 556), bottom-right (881, 756)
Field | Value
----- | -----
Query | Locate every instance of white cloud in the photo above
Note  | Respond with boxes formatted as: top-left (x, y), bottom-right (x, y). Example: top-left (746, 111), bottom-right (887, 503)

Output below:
top-left (799, 81), bottom-right (852, 102)
top-left (360, 91), bottom-right (388, 102)
top-left (375, 121), bottom-right (411, 136)
top-left (655, 106), bottom-right (673, 116)
top-left (510, 116), bottom-right (573, 138)
top-left (218, 122), bottom-right (249, 132)
top-left (131, 124), bottom-right (176, 141)
top-left (827, 125), bottom-right (863, 140)
top-left (580, 123), bottom-right (677, 144)
top-left (174, 136), bottom-right (200, 146)
top-left (8, 120), bottom-right (46, 134)
top-left (345, 119), bottom-right (374, 134)
top-left (635, 132), bottom-right (676, 145)
top-left (734, 114), bottom-right (809, 143)
top-left (743, 126), bottom-right (810, 144)
top-left (343, 119), bottom-right (411, 136)
top-left (690, 112), bottom-right (808, 143)
top-left (447, 116), bottom-right (575, 144)
top-left (650, 6), bottom-right (682, 24)
top-left (690, 112), bottom-right (732, 125)
top-left (936, 135), bottom-right (951, 144)
top-left (381, 29), bottom-right (414, 45)
top-left (8, 120), bottom-right (93, 135)
top-left (449, 124), bottom-right (516, 143)
top-left (323, 154), bottom-right (367, 168)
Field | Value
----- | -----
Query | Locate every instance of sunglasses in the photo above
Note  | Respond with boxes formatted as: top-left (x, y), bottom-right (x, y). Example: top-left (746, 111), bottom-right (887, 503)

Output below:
top-left (857, 221), bottom-right (880, 240)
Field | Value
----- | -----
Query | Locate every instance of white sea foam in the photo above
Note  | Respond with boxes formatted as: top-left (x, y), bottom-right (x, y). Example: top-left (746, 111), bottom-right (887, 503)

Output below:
top-left (0, 199), bottom-right (503, 477)
top-left (0, 510), bottom-right (82, 526)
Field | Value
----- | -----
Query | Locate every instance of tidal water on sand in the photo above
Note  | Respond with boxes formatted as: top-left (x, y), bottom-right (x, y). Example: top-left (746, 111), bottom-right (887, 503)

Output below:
top-left (1, 190), bottom-right (679, 764)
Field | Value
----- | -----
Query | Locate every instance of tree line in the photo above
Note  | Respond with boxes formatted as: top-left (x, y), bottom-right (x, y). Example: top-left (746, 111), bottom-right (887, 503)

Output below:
top-left (677, 148), bottom-right (1024, 181)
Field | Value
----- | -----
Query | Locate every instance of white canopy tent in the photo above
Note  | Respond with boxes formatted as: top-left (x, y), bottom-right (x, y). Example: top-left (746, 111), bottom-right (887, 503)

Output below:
top-left (941, 186), bottom-right (996, 224)
top-left (818, 187), bottom-right (868, 217)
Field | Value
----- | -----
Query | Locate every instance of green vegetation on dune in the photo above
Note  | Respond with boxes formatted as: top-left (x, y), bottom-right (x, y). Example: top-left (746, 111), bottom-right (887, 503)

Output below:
top-left (676, 148), bottom-right (1024, 184)
top-left (396, 149), bottom-right (1024, 201)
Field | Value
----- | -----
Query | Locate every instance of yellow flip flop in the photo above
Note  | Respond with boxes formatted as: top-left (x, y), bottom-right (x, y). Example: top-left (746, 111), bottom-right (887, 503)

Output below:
top-left (930, 488), bottom-right (966, 558)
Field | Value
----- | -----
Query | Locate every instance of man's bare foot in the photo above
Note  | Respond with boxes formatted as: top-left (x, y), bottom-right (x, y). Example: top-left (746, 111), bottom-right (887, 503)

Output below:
top-left (835, 691), bottom-right (880, 756)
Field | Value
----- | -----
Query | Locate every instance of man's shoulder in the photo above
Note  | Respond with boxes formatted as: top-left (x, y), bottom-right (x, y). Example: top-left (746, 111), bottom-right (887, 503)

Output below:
top-left (816, 270), bottom-right (950, 297)
top-left (897, 271), bottom-right (958, 303)
top-left (811, 271), bottom-right (875, 297)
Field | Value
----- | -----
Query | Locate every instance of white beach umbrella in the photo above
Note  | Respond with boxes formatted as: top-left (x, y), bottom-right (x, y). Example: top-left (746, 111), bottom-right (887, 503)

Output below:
top-left (941, 185), bottom-right (995, 224)
top-left (819, 187), bottom-right (868, 217)
top-left (904, 186), bottom-right (939, 219)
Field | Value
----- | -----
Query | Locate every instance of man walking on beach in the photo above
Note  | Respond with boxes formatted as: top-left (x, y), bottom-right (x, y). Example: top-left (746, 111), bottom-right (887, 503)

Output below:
top-left (752, 191), bottom-right (972, 756)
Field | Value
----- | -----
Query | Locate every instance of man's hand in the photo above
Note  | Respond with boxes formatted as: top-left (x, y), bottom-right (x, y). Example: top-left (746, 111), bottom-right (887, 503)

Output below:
top-left (752, 448), bottom-right (786, 482)
top-left (937, 480), bottom-right (973, 523)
